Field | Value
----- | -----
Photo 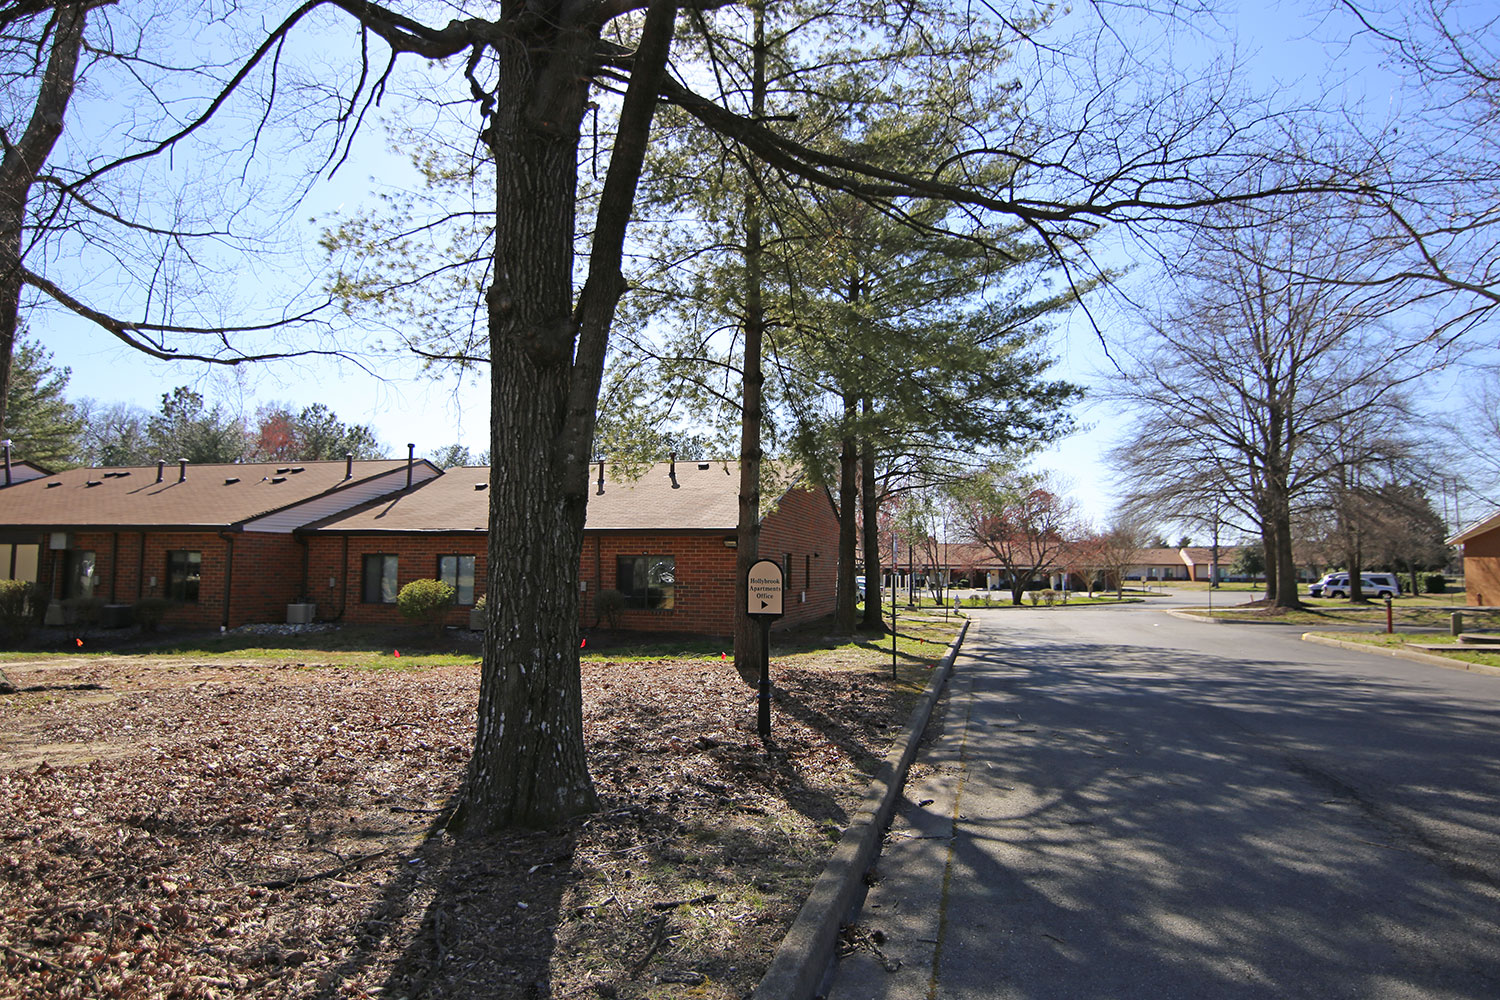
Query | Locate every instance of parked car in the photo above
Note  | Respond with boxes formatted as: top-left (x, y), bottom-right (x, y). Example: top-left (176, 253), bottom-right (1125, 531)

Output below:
top-left (1309, 572), bottom-right (1401, 599)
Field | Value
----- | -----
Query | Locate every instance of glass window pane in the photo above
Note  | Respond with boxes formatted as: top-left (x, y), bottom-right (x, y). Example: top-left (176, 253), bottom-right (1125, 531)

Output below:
top-left (380, 555), bottom-right (398, 603)
top-left (364, 554), bottom-right (399, 604)
top-left (457, 556), bottom-right (475, 605)
top-left (617, 555), bottom-right (674, 609)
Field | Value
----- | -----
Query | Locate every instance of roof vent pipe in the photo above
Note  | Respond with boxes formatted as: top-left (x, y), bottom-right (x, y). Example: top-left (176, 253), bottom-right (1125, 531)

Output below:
top-left (2, 438), bottom-right (11, 486)
top-left (597, 459), bottom-right (605, 495)
top-left (344, 452), bottom-right (353, 480)
top-left (406, 443), bottom-right (415, 487)
top-left (178, 458), bottom-right (188, 483)
top-left (669, 452), bottom-right (679, 489)
top-left (156, 460), bottom-right (165, 484)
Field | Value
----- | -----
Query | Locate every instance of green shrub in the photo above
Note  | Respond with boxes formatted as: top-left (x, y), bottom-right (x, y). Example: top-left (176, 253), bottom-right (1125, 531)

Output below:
top-left (133, 597), bottom-right (171, 632)
top-left (1041, 589), bottom-right (1060, 607)
top-left (1423, 573), bottom-right (1447, 594)
top-left (0, 579), bottom-right (39, 644)
top-left (1027, 590), bottom-right (1043, 606)
top-left (596, 588), bottom-right (626, 628)
top-left (397, 579), bottom-right (455, 638)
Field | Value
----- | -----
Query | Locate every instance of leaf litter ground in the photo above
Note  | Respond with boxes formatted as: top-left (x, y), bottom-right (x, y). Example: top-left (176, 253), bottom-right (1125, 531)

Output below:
top-left (0, 640), bottom-right (935, 999)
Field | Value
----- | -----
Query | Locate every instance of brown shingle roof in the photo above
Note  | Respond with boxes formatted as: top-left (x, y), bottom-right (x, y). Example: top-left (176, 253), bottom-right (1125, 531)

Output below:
top-left (0, 460), bottom-right (428, 530)
top-left (306, 460), bottom-right (744, 534)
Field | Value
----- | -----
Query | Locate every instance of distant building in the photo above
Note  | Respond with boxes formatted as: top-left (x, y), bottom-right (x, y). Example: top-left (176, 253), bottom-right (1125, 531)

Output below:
top-left (1449, 510), bottom-right (1500, 607)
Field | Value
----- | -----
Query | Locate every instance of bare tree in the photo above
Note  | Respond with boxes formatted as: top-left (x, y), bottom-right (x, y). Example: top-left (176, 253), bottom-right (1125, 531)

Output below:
top-left (0, 2), bottom-right (356, 448)
top-left (1108, 183), bottom-right (1447, 609)
top-left (953, 465), bottom-right (1079, 605)
top-left (1324, 1), bottom-right (1500, 336)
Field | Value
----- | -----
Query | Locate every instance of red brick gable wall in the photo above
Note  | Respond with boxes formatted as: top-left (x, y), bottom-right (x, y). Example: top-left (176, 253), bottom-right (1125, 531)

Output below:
top-left (759, 485), bottom-right (840, 628)
top-left (1464, 530), bottom-right (1500, 607)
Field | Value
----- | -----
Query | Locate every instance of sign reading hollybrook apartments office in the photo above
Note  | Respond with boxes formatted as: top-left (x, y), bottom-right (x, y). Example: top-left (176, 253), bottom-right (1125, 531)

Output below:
top-left (745, 559), bottom-right (784, 737)
top-left (746, 559), bottom-right (784, 617)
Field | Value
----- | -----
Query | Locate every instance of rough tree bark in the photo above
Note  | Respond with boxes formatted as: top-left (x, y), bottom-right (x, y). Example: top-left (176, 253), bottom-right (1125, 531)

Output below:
top-left (0, 3), bottom-right (86, 439)
top-left (731, 4), bottom-right (767, 688)
top-left (459, 0), bottom-right (678, 830)
top-left (834, 394), bottom-right (858, 632)
top-left (859, 403), bottom-right (884, 632)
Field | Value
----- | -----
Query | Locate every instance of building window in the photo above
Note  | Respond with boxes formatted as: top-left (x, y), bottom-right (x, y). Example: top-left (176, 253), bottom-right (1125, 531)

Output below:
top-left (783, 552), bottom-right (792, 591)
top-left (0, 541), bottom-right (39, 584)
top-left (438, 555), bottom-right (476, 605)
top-left (362, 554), bottom-right (399, 604)
top-left (617, 555), bottom-right (675, 609)
top-left (66, 550), bottom-right (97, 599)
top-left (166, 550), bottom-right (201, 602)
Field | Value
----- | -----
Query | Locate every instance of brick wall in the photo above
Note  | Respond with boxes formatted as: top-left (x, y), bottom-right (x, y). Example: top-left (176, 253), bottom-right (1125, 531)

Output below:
top-left (304, 532), bottom-right (489, 627)
top-left (579, 532), bottom-right (740, 635)
top-left (37, 529), bottom-right (263, 630)
top-left (1464, 531), bottom-right (1500, 607)
top-left (759, 485), bottom-right (840, 629)
top-left (31, 481), bottom-right (843, 635)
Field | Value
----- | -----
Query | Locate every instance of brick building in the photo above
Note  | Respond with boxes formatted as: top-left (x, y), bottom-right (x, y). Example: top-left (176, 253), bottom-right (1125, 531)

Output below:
top-left (0, 457), bottom-right (442, 631)
top-left (1, 456), bottom-right (840, 637)
top-left (303, 459), bottom-right (839, 636)
top-left (1450, 511), bottom-right (1500, 607)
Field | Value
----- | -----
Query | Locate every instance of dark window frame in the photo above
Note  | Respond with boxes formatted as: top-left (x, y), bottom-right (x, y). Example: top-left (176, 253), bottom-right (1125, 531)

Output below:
top-left (437, 554), bottom-right (477, 605)
top-left (165, 550), bottom-right (201, 603)
top-left (362, 553), bottom-right (399, 604)
top-left (66, 550), bottom-right (98, 599)
top-left (616, 554), bottom-right (676, 610)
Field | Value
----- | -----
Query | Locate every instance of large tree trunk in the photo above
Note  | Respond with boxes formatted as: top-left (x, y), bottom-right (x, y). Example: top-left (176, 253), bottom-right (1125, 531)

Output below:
top-left (859, 426), bottom-right (884, 633)
top-left (0, 4), bottom-right (87, 439)
top-left (460, 2), bottom-right (677, 832)
top-left (732, 5), bottom-right (769, 687)
top-left (834, 394), bottom-right (858, 632)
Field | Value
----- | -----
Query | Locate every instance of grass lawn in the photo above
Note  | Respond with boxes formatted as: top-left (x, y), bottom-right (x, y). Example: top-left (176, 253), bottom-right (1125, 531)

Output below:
top-left (1180, 593), bottom-right (1483, 630)
top-left (1310, 631), bottom-right (1500, 671)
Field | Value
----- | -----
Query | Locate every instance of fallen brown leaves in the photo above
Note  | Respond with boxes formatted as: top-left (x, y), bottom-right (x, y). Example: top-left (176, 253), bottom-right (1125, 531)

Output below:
top-left (0, 650), bottom-right (912, 999)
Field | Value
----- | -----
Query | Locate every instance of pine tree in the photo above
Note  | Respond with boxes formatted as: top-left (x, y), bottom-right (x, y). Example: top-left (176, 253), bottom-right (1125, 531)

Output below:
top-left (4, 333), bottom-right (82, 469)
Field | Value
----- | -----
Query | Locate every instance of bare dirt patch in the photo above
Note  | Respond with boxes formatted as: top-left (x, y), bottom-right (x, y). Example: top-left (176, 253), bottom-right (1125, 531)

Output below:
top-left (0, 650), bottom-right (916, 999)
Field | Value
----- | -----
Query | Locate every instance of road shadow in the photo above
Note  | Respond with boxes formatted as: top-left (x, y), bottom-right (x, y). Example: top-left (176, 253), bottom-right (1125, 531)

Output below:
top-left (915, 630), bottom-right (1500, 998)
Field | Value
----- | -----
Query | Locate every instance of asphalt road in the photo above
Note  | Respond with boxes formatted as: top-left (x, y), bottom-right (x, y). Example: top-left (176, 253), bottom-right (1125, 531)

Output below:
top-left (826, 594), bottom-right (1500, 1000)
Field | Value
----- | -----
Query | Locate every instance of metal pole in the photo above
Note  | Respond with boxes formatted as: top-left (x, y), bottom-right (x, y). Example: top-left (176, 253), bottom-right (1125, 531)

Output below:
top-left (758, 616), bottom-right (772, 738)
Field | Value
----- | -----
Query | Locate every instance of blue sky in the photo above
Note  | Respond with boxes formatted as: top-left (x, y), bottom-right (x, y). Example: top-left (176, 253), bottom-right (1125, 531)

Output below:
top-left (31, 1), bottom-right (1480, 534)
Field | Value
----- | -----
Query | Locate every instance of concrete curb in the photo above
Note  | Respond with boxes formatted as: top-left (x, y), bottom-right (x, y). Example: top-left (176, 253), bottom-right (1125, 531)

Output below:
top-left (1301, 632), bottom-right (1500, 677)
top-left (750, 619), bottom-right (971, 1000)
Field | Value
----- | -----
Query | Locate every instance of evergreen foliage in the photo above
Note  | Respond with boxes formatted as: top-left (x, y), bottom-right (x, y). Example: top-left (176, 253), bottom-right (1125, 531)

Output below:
top-left (3, 334), bottom-right (83, 469)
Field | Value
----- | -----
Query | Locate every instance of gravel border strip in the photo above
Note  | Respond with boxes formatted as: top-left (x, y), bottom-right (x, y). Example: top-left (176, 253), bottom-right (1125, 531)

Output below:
top-left (750, 619), bottom-right (971, 1000)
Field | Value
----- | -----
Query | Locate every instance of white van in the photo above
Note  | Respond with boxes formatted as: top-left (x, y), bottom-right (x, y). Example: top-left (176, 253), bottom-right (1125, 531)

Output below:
top-left (1309, 572), bottom-right (1401, 599)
